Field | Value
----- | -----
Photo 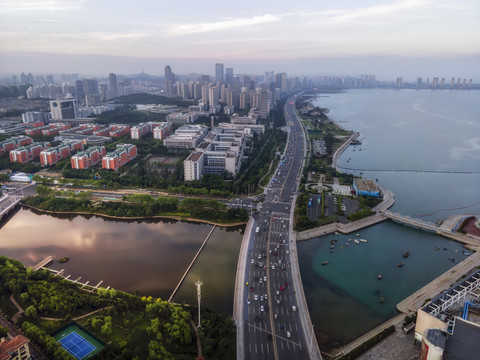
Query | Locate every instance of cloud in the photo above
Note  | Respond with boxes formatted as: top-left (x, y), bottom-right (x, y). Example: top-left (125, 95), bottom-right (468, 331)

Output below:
top-left (168, 14), bottom-right (280, 35)
top-left (0, 0), bottom-right (86, 12)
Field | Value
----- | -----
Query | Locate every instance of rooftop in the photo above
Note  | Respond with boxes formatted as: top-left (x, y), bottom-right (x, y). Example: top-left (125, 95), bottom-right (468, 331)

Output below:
top-left (355, 179), bottom-right (379, 192)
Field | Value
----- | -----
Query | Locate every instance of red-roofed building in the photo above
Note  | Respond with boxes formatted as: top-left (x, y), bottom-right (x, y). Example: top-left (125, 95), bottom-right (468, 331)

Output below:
top-left (0, 335), bottom-right (31, 360)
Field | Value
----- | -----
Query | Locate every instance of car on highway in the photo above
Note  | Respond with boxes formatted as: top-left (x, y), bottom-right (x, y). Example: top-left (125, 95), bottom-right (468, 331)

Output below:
top-left (260, 295), bottom-right (264, 301)
top-left (274, 314), bottom-right (278, 319)
top-left (264, 276), bottom-right (267, 282)
top-left (260, 305), bottom-right (264, 312)
top-left (247, 299), bottom-right (251, 304)
top-left (287, 331), bottom-right (291, 338)
top-left (254, 294), bottom-right (258, 300)
top-left (292, 305), bottom-right (297, 312)
top-left (255, 316), bottom-right (261, 323)
top-left (276, 290), bottom-right (280, 295)
top-left (264, 294), bottom-right (267, 300)
top-left (277, 299), bottom-right (281, 306)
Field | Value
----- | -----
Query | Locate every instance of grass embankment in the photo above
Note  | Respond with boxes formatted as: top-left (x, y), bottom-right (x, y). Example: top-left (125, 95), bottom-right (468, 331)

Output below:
top-left (23, 187), bottom-right (248, 225)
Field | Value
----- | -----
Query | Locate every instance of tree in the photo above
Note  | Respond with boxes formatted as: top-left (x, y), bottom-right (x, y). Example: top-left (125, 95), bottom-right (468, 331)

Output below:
top-left (0, 325), bottom-right (8, 338)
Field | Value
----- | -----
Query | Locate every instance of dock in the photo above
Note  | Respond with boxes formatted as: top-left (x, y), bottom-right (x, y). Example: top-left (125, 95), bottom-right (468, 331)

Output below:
top-left (32, 256), bottom-right (53, 271)
top-left (168, 225), bottom-right (216, 303)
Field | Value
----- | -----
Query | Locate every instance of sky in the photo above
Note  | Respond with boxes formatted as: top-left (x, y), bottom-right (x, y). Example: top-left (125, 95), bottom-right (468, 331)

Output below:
top-left (1, 0), bottom-right (479, 79)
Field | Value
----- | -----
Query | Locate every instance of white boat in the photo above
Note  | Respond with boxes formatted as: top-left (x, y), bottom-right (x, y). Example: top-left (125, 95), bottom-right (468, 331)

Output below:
top-left (359, 239), bottom-right (368, 243)
top-left (354, 239), bottom-right (360, 244)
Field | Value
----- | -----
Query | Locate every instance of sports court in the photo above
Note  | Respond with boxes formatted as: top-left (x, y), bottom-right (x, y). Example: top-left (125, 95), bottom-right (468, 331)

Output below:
top-left (53, 323), bottom-right (104, 359)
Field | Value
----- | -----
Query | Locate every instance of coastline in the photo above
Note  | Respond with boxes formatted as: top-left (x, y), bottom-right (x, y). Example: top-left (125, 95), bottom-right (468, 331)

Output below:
top-left (20, 203), bottom-right (247, 228)
top-left (305, 94), bottom-right (480, 358)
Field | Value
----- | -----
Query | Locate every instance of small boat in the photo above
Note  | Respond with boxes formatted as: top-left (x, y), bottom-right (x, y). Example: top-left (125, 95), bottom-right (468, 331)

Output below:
top-left (449, 258), bottom-right (458, 263)
top-left (340, 245), bottom-right (343, 250)
top-left (435, 247), bottom-right (440, 251)
top-left (354, 239), bottom-right (360, 244)
top-left (329, 249), bottom-right (334, 253)
top-left (322, 261), bottom-right (329, 266)
top-left (348, 239), bottom-right (352, 242)
top-left (330, 245), bottom-right (335, 249)
top-left (463, 252), bottom-right (471, 256)
top-left (355, 234), bottom-right (360, 237)
top-left (335, 232), bottom-right (339, 236)
top-left (455, 249), bottom-right (459, 253)
top-left (373, 290), bottom-right (380, 294)
top-left (397, 262), bottom-right (405, 268)
top-left (403, 250), bottom-right (410, 258)
top-left (379, 297), bottom-right (384, 304)
top-left (345, 242), bottom-right (349, 247)
top-left (444, 247), bottom-right (447, 251)
top-left (377, 274), bottom-right (382, 280)
top-left (359, 239), bottom-right (368, 243)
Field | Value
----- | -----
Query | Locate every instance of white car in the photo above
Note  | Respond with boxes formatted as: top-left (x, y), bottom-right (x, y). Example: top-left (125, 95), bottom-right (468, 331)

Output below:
top-left (264, 276), bottom-right (267, 282)
top-left (265, 294), bottom-right (268, 300)
top-left (247, 299), bottom-right (251, 304)
top-left (260, 295), bottom-right (264, 302)
top-left (276, 291), bottom-right (280, 296)
top-left (251, 259), bottom-right (254, 264)
top-left (254, 294), bottom-right (258, 301)
top-left (287, 331), bottom-right (291, 338)
top-left (260, 305), bottom-right (265, 312)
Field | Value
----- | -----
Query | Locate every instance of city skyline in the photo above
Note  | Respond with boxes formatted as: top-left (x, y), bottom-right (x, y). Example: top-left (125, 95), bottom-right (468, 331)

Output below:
top-left (1, 0), bottom-right (479, 78)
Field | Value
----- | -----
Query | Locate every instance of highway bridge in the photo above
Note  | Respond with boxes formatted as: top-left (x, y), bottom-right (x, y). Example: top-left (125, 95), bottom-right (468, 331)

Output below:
top-left (384, 210), bottom-right (439, 232)
top-left (234, 94), bottom-right (321, 360)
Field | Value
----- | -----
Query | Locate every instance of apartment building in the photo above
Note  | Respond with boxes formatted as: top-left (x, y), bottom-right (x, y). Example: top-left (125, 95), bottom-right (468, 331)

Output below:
top-left (71, 146), bottom-right (106, 169)
top-left (102, 143), bottom-right (137, 170)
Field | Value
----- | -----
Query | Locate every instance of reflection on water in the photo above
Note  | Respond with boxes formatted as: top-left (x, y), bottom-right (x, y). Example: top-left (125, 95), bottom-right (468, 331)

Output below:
top-left (0, 208), bottom-right (244, 309)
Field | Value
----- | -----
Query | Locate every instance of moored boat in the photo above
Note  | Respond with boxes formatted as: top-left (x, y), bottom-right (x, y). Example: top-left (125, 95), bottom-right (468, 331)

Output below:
top-left (397, 262), bottom-right (405, 268)
top-left (377, 273), bottom-right (382, 280)
top-left (403, 250), bottom-right (410, 258)
top-left (322, 261), bottom-right (329, 266)
top-left (354, 239), bottom-right (360, 244)
top-left (373, 290), bottom-right (380, 294)
top-left (359, 239), bottom-right (368, 243)
top-left (379, 297), bottom-right (384, 303)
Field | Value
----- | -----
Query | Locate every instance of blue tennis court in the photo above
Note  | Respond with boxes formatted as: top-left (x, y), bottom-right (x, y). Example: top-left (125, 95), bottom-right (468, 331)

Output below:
top-left (58, 331), bottom-right (96, 359)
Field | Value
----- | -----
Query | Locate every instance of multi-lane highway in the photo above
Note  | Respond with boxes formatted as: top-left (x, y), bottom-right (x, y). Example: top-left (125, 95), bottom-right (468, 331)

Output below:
top-left (239, 95), bottom-right (320, 360)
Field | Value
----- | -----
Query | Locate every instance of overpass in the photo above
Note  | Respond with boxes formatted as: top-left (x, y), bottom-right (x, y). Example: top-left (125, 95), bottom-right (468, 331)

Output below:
top-left (384, 210), bottom-right (439, 232)
top-left (0, 195), bottom-right (21, 220)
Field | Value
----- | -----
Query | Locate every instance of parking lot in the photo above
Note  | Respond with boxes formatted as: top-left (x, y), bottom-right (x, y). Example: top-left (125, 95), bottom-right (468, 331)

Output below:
top-left (307, 194), bottom-right (360, 223)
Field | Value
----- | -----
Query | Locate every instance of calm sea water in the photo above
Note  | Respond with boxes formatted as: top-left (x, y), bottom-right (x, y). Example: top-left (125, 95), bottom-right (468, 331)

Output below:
top-left (0, 209), bottom-right (243, 313)
top-left (298, 89), bottom-right (480, 350)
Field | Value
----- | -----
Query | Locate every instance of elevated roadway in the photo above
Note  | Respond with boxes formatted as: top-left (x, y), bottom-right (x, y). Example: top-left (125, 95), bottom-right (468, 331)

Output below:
top-left (234, 94), bottom-right (321, 360)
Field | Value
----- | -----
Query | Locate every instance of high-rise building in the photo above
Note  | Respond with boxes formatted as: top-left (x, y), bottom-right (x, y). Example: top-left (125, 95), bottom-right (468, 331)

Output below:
top-left (225, 68), bottom-right (233, 84)
top-left (416, 77), bottom-right (422, 88)
top-left (215, 63), bottom-right (224, 83)
top-left (395, 77), bottom-right (403, 89)
top-left (164, 65), bottom-right (175, 94)
top-left (209, 86), bottom-right (220, 106)
top-left (432, 77), bottom-right (439, 88)
top-left (109, 73), bottom-right (118, 98)
top-left (82, 79), bottom-right (99, 95)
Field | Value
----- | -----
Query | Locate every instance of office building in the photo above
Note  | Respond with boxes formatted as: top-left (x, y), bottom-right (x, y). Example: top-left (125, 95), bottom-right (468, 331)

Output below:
top-left (215, 63), bottom-right (224, 83)
top-left (50, 97), bottom-right (78, 119)
top-left (225, 68), bottom-right (233, 84)
top-left (109, 73), bottom-right (118, 98)
top-left (163, 124), bottom-right (208, 149)
top-left (22, 111), bottom-right (48, 124)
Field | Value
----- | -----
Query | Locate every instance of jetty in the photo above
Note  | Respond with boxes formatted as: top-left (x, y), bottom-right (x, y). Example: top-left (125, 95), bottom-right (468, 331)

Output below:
top-left (32, 256), bottom-right (53, 271)
top-left (168, 225), bottom-right (216, 302)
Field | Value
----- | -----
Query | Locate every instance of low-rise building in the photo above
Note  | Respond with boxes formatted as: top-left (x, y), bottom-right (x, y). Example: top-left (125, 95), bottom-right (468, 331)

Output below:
top-left (163, 124), bottom-right (208, 149)
top-left (353, 179), bottom-right (380, 197)
top-left (231, 113), bottom-right (258, 125)
top-left (167, 111), bottom-right (200, 124)
top-left (0, 335), bottom-right (31, 360)
top-left (131, 121), bottom-right (173, 139)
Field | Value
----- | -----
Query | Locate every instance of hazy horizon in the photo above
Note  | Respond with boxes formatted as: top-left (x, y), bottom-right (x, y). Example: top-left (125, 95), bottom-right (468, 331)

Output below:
top-left (1, 0), bottom-right (479, 80)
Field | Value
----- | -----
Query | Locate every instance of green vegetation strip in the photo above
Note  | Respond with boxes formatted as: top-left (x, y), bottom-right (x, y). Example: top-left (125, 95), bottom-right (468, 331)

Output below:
top-left (24, 186), bottom-right (248, 224)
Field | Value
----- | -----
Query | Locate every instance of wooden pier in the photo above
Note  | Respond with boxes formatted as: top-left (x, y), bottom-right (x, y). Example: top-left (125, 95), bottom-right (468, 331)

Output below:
top-left (32, 256), bottom-right (53, 271)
